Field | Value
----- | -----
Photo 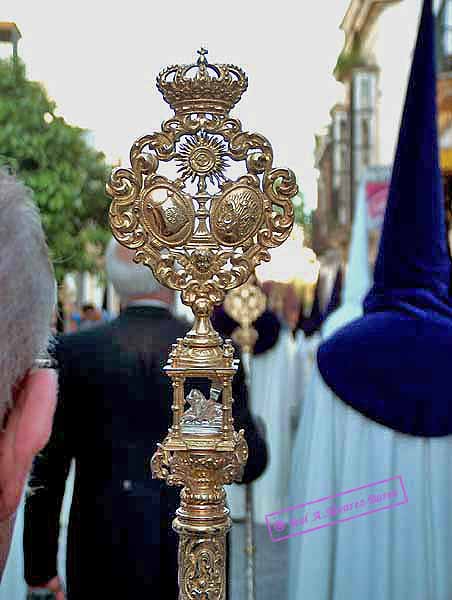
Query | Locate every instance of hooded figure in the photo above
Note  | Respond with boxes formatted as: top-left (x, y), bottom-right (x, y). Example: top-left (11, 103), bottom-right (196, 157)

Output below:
top-left (288, 165), bottom-right (373, 600)
top-left (288, 3), bottom-right (452, 598)
top-left (293, 258), bottom-right (342, 399)
top-left (318, 0), bottom-right (452, 437)
top-left (211, 304), bottom-right (281, 356)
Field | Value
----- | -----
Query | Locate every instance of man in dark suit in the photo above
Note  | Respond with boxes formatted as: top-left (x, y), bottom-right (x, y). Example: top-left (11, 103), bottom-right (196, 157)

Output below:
top-left (24, 239), bottom-right (267, 599)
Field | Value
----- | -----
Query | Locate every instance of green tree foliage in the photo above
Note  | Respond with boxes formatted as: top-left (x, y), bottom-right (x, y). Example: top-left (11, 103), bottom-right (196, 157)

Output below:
top-left (0, 57), bottom-right (110, 281)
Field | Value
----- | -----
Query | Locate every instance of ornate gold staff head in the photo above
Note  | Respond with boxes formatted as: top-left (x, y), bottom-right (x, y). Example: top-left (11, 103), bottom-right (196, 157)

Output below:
top-left (106, 50), bottom-right (298, 600)
top-left (107, 49), bottom-right (297, 369)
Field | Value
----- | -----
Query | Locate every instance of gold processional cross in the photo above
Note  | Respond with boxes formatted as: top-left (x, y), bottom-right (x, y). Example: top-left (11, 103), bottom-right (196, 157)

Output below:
top-left (106, 48), bottom-right (298, 600)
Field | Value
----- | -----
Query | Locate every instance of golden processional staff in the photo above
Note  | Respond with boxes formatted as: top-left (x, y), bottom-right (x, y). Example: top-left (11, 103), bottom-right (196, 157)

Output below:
top-left (107, 48), bottom-right (297, 600)
top-left (224, 277), bottom-right (267, 600)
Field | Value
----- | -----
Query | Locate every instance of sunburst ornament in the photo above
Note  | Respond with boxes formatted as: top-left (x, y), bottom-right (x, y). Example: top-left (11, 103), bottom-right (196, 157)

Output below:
top-left (176, 132), bottom-right (228, 184)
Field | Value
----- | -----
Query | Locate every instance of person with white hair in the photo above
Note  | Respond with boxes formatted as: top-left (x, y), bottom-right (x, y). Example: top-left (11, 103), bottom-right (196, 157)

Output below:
top-left (0, 169), bottom-right (57, 587)
top-left (23, 237), bottom-right (267, 599)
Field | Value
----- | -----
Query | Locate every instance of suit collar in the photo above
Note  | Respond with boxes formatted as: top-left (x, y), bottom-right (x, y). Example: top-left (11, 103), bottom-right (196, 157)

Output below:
top-left (121, 304), bottom-right (173, 318)
top-left (126, 299), bottom-right (172, 310)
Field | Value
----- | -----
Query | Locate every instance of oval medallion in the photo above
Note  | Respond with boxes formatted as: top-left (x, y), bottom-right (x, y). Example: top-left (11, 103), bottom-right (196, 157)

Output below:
top-left (142, 184), bottom-right (195, 247)
top-left (211, 184), bottom-right (264, 247)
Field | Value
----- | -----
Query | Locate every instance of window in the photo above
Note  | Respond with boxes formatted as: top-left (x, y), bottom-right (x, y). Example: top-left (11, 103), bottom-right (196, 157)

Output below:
top-left (443, 0), bottom-right (452, 57)
top-left (340, 118), bottom-right (349, 143)
top-left (361, 77), bottom-right (371, 109)
top-left (339, 203), bottom-right (347, 226)
top-left (362, 119), bottom-right (370, 166)
top-left (341, 146), bottom-right (349, 173)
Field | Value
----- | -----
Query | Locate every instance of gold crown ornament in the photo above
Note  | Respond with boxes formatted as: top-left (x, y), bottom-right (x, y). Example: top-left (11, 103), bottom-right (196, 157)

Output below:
top-left (157, 48), bottom-right (248, 115)
top-left (106, 49), bottom-right (298, 600)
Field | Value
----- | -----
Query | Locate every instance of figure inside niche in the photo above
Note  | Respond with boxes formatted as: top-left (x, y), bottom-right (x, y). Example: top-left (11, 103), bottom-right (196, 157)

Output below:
top-left (181, 385), bottom-right (223, 429)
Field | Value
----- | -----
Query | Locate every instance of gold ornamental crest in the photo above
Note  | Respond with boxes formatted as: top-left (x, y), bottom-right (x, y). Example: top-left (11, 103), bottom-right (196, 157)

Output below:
top-left (107, 48), bottom-right (297, 316)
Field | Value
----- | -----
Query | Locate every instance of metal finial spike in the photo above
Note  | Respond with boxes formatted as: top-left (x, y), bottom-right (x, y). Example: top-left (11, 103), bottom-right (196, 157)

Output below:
top-left (197, 47), bottom-right (208, 65)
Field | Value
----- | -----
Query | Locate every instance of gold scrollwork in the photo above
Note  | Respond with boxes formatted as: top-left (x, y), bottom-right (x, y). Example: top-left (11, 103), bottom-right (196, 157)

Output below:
top-left (108, 113), bottom-right (297, 310)
top-left (180, 535), bottom-right (225, 600)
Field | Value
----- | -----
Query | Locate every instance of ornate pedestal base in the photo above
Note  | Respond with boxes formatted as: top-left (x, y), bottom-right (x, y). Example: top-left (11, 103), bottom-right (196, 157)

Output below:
top-left (152, 428), bottom-right (248, 600)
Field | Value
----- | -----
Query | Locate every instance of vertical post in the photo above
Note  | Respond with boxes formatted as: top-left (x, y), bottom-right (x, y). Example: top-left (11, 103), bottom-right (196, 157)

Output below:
top-left (221, 379), bottom-right (233, 440)
top-left (350, 72), bottom-right (356, 223)
top-left (171, 375), bottom-right (184, 436)
top-left (223, 278), bottom-right (267, 600)
top-left (242, 351), bottom-right (256, 600)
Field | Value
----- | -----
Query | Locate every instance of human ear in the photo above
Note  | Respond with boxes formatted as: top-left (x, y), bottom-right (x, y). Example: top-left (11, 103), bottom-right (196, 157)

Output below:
top-left (0, 369), bottom-right (57, 520)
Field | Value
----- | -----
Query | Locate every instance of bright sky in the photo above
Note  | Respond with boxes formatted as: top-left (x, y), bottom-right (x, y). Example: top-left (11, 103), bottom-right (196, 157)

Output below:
top-left (2, 0), bottom-right (351, 211)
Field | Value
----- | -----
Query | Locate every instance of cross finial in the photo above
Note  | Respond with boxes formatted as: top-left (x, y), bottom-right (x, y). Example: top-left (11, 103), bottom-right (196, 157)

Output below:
top-left (197, 47), bottom-right (208, 65)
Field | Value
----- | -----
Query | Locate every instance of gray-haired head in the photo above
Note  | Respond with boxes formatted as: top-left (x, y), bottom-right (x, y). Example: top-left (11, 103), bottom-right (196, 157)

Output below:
top-left (0, 169), bottom-right (55, 423)
top-left (105, 237), bottom-right (169, 303)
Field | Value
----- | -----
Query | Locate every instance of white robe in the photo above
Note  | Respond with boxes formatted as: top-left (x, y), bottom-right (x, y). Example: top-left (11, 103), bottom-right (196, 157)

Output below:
top-left (226, 328), bottom-right (296, 523)
top-left (288, 364), bottom-right (452, 600)
top-left (0, 496), bottom-right (26, 600)
top-left (250, 327), bottom-right (296, 524)
top-left (292, 330), bottom-right (320, 431)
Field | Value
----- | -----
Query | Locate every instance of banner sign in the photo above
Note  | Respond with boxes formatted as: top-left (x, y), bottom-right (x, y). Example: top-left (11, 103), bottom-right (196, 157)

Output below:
top-left (363, 166), bottom-right (391, 231)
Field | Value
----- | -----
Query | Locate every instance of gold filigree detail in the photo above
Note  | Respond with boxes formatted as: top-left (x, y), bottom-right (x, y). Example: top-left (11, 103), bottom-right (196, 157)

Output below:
top-left (179, 535), bottom-right (225, 600)
top-left (142, 180), bottom-right (195, 247)
top-left (211, 181), bottom-right (265, 247)
top-left (152, 429), bottom-right (248, 493)
top-left (177, 132), bottom-right (228, 184)
top-left (223, 278), bottom-right (267, 354)
top-left (108, 117), bottom-right (297, 336)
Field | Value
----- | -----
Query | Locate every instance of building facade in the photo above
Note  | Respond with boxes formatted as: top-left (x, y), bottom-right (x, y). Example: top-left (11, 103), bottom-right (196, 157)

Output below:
top-left (313, 0), bottom-right (401, 256)
top-left (315, 0), bottom-right (452, 256)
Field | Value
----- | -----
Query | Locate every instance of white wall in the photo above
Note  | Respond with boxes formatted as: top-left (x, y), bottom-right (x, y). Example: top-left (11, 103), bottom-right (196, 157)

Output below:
top-left (373, 0), bottom-right (423, 165)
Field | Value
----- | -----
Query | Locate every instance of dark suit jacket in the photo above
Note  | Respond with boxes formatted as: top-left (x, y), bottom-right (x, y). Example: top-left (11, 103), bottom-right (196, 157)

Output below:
top-left (23, 305), bottom-right (267, 599)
